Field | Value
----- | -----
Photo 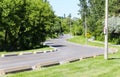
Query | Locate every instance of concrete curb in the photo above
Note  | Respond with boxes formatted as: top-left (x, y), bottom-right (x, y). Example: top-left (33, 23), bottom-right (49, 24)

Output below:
top-left (34, 50), bottom-right (47, 54)
top-left (0, 48), bottom-right (58, 57)
top-left (0, 54), bottom-right (109, 75)
top-left (0, 65), bottom-right (32, 75)
top-left (19, 52), bottom-right (33, 55)
top-left (1, 53), bottom-right (18, 57)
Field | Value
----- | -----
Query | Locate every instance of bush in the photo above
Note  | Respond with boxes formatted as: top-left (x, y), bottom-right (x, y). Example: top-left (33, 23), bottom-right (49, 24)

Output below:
top-left (72, 25), bottom-right (83, 36)
top-left (108, 33), bottom-right (120, 44)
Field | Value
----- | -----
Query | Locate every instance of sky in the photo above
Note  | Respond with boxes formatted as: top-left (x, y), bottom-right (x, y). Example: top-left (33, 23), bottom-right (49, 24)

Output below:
top-left (48, 0), bottom-right (80, 18)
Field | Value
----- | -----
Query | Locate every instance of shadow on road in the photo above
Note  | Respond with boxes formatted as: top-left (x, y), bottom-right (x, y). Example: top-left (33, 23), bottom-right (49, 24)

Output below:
top-left (51, 45), bottom-right (66, 47)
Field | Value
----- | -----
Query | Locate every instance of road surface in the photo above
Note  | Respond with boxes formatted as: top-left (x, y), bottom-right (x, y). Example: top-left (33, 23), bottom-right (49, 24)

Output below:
top-left (0, 34), bottom-right (106, 74)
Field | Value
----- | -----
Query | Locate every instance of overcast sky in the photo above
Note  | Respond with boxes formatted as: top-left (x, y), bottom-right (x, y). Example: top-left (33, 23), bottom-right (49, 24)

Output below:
top-left (48, 0), bottom-right (80, 18)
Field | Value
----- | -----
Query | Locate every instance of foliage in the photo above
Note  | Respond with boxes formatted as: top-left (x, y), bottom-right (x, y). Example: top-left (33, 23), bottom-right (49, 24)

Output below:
top-left (0, 0), bottom-right (56, 51)
top-left (60, 15), bottom-right (71, 34)
top-left (109, 0), bottom-right (120, 16)
top-left (78, 0), bottom-right (120, 44)
top-left (59, 15), bottom-right (83, 36)
top-left (108, 16), bottom-right (120, 33)
top-left (71, 18), bottom-right (83, 35)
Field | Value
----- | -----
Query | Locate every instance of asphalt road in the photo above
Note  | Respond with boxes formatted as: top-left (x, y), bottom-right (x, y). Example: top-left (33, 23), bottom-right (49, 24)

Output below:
top-left (0, 34), bottom-right (105, 74)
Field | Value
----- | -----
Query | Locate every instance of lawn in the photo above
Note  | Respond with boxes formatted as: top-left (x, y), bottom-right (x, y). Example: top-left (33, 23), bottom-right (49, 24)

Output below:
top-left (3, 36), bottom-right (120, 77)
top-left (67, 36), bottom-right (104, 47)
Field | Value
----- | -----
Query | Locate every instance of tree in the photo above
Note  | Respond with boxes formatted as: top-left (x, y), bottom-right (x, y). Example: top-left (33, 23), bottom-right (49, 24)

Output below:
top-left (71, 18), bottom-right (83, 35)
top-left (0, 0), bottom-right (56, 51)
top-left (108, 16), bottom-right (120, 44)
top-left (78, 0), bottom-right (120, 44)
top-left (109, 0), bottom-right (120, 16)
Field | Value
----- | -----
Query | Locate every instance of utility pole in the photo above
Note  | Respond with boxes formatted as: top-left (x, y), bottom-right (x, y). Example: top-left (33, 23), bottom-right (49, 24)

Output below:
top-left (104, 0), bottom-right (108, 60)
top-left (84, 12), bottom-right (87, 45)
top-left (69, 13), bottom-right (72, 38)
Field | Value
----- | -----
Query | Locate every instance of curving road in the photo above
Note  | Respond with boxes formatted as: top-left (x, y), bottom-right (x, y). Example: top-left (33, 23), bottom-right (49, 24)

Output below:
top-left (0, 34), bottom-right (105, 74)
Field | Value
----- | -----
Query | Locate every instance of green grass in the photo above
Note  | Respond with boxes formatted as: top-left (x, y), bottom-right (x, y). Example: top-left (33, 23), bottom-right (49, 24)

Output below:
top-left (67, 36), bottom-right (104, 47)
top-left (68, 36), bottom-right (86, 44)
top-left (3, 36), bottom-right (120, 77)
top-left (68, 36), bottom-right (120, 48)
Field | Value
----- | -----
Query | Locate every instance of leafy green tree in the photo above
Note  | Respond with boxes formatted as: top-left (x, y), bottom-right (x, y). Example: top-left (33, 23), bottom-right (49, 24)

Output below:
top-left (61, 17), bottom-right (70, 33)
top-left (109, 0), bottom-right (120, 16)
top-left (0, 0), bottom-right (56, 51)
top-left (78, 0), bottom-right (120, 44)
top-left (108, 16), bottom-right (120, 44)
top-left (71, 18), bottom-right (83, 35)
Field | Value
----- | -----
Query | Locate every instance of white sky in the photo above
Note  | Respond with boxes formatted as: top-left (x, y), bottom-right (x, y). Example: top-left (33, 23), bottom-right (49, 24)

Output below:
top-left (48, 0), bottom-right (80, 18)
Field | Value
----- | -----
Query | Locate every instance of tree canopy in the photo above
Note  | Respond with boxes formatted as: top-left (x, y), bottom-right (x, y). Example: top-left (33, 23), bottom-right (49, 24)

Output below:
top-left (78, 0), bottom-right (120, 44)
top-left (0, 0), bottom-right (57, 51)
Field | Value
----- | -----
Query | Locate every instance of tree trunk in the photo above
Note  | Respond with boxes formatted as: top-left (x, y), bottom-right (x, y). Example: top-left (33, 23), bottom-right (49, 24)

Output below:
top-left (4, 29), bottom-right (8, 50)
